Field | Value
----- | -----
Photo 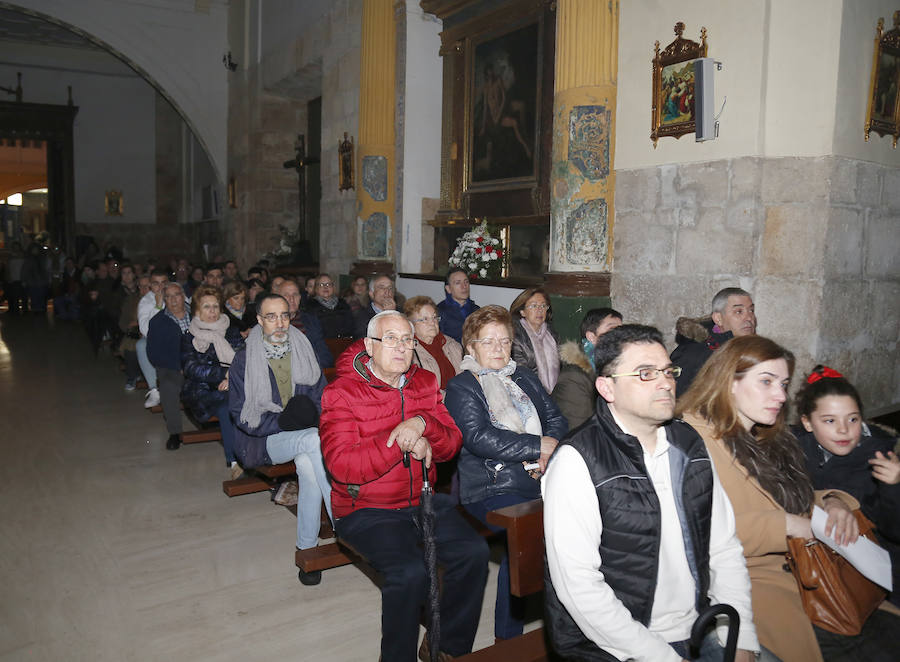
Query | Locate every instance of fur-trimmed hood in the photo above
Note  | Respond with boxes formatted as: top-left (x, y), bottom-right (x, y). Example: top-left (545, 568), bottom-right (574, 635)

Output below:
top-left (558, 341), bottom-right (594, 377)
top-left (674, 316), bottom-right (714, 344)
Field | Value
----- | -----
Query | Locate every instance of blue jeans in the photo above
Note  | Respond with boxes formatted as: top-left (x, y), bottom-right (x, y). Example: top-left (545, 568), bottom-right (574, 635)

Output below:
top-left (464, 492), bottom-right (536, 639)
top-left (671, 630), bottom-right (782, 662)
top-left (265, 428), bottom-right (332, 550)
top-left (336, 494), bottom-right (490, 660)
top-left (135, 337), bottom-right (157, 390)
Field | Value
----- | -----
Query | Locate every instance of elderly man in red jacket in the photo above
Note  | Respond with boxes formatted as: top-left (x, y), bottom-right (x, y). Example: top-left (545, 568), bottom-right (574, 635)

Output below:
top-left (320, 310), bottom-right (489, 662)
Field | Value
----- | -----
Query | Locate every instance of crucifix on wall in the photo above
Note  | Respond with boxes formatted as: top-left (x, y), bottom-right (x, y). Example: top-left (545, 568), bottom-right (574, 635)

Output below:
top-left (282, 133), bottom-right (320, 249)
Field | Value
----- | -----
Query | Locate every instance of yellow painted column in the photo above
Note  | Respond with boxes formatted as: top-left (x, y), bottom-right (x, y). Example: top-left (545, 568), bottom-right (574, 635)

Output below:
top-left (356, 0), bottom-right (397, 262)
top-left (550, 0), bottom-right (618, 272)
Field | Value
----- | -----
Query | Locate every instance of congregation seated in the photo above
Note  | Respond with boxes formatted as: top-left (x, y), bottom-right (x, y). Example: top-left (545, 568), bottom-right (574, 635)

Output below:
top-left (444, 305), bottom-right (567, 641)
top-left (352, 274), bottom-right (397, 339)
top-left (794, 365), bottom-right (900, 608)
top-left (181, 285), bottom-right (244, 479)
top-left (404, 295), bottom-right (463, 391)
top-left (671, 286), bottom-right (756, 392)
top-left (273, 277), bottom-right (334, 369)
top-left (147, 282), bottom-right (191, 450)
top-left (510, 287), bottom-right (560, 393)
top-left (228, 293), bottom-right (333, 582)
top-left (320, 310), bottom-right (489, 660)
top-left (678, 335), bottom-right (900, 661)
top-left (552, 307), bottom-right (622, 429)
top-left (304, 273), bottom-right (354, 338)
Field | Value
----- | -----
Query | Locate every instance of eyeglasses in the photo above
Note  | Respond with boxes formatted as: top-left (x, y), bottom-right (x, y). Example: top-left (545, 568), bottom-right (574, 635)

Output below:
top-left (316, 282), bottom-right (334, 289)
top-left (525, 303), bottom-right (549, 311)
top-left (370, 335), bottom-right (417, 349)
top-left (261, 312), bottom-right (292, 322)
top-left (411, 315), bottom-right (441, 324)
top-left (471, 337), bottom-right (512, 349)
top-left (374, 284), bottom-right (395, 293)
top-left (606, 366), bottom-right (682, 381)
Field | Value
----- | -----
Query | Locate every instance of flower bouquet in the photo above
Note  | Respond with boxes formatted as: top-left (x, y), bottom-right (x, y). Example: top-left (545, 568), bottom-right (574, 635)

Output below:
top-left (448, 219), bottom-right (504, 281)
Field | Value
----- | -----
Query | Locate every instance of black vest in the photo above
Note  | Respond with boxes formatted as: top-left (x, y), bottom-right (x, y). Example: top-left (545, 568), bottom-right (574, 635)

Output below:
top-left (544, 400), bottom-right (714, 661)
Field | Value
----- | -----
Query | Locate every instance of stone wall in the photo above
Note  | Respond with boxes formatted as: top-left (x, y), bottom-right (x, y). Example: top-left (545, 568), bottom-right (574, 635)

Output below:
top-left (612, 156), bottom-right (899, 411)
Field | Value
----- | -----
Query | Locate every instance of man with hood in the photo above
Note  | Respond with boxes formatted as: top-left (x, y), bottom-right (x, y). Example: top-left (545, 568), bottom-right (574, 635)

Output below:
top-left (320, 310), bottom-right (488, 662)
top-left (670, 287), bottom-right (756, 393)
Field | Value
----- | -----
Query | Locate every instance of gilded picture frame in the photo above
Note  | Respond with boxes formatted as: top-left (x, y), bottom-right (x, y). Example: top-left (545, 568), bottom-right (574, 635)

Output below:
top-left (865, 12), bottom-right (900, 148)
top-left (651, 22), bottom-right (708, 147)
top-left (104, 190), bottom-right (123, 215)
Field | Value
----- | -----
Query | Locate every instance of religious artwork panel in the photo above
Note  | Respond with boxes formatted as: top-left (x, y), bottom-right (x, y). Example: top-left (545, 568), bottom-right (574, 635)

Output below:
top-left (361, 212), bottom-right (389, 259)
top-left (362, 155), bottom-right (387, 201)
top-left (865, 12), bottom-right (900, 148)
top-left (568, 105), bottom-right (611, 181)
top-left (650, 22), bottom-right (707, 147)
top-left (565, 198), bottom-right (607, 265)
top-left (469, 21), bottom-right (539, 186)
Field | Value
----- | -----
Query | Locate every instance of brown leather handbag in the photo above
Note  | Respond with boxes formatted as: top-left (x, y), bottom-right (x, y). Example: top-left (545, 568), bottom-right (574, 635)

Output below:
top-left (785, 510), bottom-right (887, 635)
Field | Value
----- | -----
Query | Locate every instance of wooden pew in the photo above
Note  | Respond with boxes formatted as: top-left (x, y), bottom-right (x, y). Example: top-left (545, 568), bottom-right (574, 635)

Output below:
top-left (458, 498), bottom-right (548, 662)
top-left (222, 461), bottom-right (296, 497)
top-left (147, 404), bottom-right (222, 443)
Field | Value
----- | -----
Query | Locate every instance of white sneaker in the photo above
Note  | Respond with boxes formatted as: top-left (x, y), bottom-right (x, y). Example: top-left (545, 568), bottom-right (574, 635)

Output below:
top-left (144, 388), bottom-right (160, 408)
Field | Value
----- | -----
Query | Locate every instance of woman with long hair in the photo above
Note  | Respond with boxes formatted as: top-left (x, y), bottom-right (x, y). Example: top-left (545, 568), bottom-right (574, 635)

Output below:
top-left (677, 335), bottom-right (898, 662)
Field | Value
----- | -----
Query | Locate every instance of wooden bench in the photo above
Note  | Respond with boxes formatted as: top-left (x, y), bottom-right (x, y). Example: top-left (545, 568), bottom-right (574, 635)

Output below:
top-left (222, 461), bottom-right (296, 497)
top-left (148, 404), bottom-right (222, 443)
top-left (458, 498), bottom-right (548, 661)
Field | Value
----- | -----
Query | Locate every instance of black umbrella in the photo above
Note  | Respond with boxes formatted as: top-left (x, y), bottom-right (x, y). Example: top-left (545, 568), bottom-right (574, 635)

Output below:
top-left (689, 603), bottom-right (739, 662)
top-left (419, 458), bottom-right (440, 662)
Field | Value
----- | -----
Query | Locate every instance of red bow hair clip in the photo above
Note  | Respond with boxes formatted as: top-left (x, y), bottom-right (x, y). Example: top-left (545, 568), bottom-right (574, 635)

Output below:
top-left (807, 366), bottom-right (844, 384)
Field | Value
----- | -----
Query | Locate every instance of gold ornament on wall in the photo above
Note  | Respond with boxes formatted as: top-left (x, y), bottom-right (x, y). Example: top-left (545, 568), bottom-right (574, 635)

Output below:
top-left (651, 22), bottom-right (708, 147)
top-left (865, 11), bottom-right (900, 148)
top-left (104, 190), bottom-right (123, 215)
top-left (338, 132), bottom-right (354, 191)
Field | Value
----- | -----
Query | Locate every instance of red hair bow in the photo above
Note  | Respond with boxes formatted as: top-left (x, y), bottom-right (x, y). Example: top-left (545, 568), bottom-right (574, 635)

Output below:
top-left (807, 366), bottom-right (844, 384)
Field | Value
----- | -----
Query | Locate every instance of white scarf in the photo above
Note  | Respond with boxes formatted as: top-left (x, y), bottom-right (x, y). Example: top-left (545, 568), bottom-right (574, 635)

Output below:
top-left (460, 355), bottom-right (542, 436)
top-left (189, 314), bottom-right (235, 365)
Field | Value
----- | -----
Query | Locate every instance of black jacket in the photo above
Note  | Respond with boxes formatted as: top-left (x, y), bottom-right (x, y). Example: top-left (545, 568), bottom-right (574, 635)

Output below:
top-left (544, 399), bottom-right (714, 660)
top-left (670, 316), bottom-right (733, 394)
top-left (305, 297), bottom-right (354, 338)
top-left (444, 367), bottom-right (568, 504)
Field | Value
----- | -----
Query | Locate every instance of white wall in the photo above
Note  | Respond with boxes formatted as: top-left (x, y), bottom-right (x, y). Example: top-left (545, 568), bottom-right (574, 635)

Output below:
top-left (399, 0), bottom-right (443, 273)
top-left (6, 0), bottom-right (228, 180)
top-left (0, 42), bottom-right (157, 224)
top-left (397, 276), bottom-right (519, 310)
top-left (616, 0), bottom-right (850, 169)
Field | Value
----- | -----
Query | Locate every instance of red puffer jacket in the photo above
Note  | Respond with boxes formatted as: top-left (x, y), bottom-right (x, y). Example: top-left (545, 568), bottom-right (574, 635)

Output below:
top-left (321, 347), bottom-right (463, 518)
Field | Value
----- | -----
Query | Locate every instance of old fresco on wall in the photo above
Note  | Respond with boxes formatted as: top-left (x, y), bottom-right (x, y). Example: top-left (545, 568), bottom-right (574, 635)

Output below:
top-left (360, 211), bottom-right (389, 258)
top-left (568, 105), bottom-right (610, 181)
top-left (565, 198), bottom-right (607, 264)
top-left (362, 155), bottom-right (387, 201)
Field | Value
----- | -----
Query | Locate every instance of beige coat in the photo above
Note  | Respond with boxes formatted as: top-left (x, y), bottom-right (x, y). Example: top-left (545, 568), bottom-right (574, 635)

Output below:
top-left (683, 413), bottom-right (858, 662)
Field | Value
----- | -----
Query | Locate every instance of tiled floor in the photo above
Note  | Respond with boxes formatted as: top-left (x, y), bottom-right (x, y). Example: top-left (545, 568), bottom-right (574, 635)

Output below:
top-left (0, 313), bottom-right (520, 661)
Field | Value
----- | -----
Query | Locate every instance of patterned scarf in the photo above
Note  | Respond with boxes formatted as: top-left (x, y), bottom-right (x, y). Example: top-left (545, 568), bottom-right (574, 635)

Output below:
top-left (460, 355), bottom-right (542, 436)
top-left (315, 295), bottom-right (339, 310)
top-left (519, 318), bottom-right (559, 392)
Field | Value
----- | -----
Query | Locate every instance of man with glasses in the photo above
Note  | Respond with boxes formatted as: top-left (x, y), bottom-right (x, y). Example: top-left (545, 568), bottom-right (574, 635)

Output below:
top-left (320, 310), bottom-right (489, 661)
top-left (305, 273), bottom-right (354, 338)
top-left (228, 293), bottom-right (333, 584)
top-left (542, 325), bottom-right (760, 662)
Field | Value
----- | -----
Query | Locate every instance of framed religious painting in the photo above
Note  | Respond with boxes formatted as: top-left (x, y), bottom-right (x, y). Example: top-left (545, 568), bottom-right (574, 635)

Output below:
top-left (650, 22), bottom-right (708, 147)
top-left (865, 11), bottom-right (900, 148)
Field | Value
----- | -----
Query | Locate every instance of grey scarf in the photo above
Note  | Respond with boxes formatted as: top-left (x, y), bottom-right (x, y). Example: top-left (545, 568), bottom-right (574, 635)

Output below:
top-left (315, 295), bottom-right (339, 310)
top-left (189, 314), bottom-right (235, 365)
top-left (239, 325), bottom-right (321, 428)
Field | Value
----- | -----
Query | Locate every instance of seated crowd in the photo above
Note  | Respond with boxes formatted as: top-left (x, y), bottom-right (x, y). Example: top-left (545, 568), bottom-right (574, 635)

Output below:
top-left (15, 250), bottom-right (900, 662)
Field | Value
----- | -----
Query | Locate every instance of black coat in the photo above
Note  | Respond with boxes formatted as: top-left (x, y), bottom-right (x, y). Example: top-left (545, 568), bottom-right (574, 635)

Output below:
top-left (444, 366), bottom-right (568, 504)
top-left (669, 316), bottom-right (734, 394)
top-left (180, 325), bottom-right (244, 422)
top-left (306, 297), bottom-right (354, 338)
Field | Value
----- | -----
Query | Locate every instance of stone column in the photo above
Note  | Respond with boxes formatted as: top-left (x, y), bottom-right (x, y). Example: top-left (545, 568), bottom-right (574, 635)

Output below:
top-left (354, 0), bottom-right (397, 274)
top-left (549, 0), bottom-right (618, 276)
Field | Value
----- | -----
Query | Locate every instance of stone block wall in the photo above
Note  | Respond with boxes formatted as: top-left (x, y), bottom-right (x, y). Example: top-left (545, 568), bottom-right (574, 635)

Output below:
top-left (612, 156), bottom-right (899, 411)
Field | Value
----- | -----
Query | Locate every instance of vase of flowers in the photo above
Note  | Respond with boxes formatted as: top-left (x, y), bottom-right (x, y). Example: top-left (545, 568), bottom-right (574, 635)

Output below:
top-left (448, 219), bottom-right (504, 281)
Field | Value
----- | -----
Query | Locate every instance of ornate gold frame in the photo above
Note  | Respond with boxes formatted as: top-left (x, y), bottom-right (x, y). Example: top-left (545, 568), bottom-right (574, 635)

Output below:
top-left (865, 12), bottom-right (900, 148)
top-left (650, 22), bottom-right (708, 147)
top-left (104, 190), bottom-right (123, 215)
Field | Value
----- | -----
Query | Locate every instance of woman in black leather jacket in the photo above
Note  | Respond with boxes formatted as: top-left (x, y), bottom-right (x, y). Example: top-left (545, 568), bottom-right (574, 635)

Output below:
top-left (445, 305), bottom-right (567, 640)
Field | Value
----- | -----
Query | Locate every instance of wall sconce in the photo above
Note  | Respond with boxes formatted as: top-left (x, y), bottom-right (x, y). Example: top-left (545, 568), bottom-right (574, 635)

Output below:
top-left (222, 52), bottom-right (238, 72)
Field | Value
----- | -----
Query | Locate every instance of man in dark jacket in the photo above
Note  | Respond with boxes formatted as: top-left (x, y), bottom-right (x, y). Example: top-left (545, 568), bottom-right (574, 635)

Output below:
top-left (147, 283), bottom-right (191, 450)
top-left (228, 293), bottom-right (332, 585)
top-left (276, 278), bottom-right (334, 368)
top-left (437, 268), bottom-right (478, 343)
top-left (351, 274), bottom-right (396, 339)
top-left (304, 273), bottom-right (354, 338)
top-left (542, 325), bottom-right (759, 662)
top-left (320, 310), bottom-right (489, 662)
top-left (670, 287), bottom-right (756, 393)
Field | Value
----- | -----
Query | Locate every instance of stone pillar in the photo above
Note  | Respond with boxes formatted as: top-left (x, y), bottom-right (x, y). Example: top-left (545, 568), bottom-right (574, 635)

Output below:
top-left (355, 0), bottom-right (396, 271)
top-left (549, 0), bottom-right (618, 276)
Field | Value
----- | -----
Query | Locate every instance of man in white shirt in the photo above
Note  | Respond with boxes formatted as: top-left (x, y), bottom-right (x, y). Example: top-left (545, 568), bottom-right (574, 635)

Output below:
top-left (137, 269), bottom-right (168, 408)
top-left (542, 324), bottom-right (760, 662)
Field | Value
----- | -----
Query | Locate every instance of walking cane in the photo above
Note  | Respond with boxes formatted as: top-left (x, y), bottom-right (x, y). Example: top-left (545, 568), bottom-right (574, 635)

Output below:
top-left (418, 458), bottom-right (441, 662)
top-left (688, 603), bottom-right (739, 662)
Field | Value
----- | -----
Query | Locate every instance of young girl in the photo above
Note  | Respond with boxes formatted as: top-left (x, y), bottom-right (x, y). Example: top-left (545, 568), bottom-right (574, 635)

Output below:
top-left (795, 365), bottom-right (900, 606)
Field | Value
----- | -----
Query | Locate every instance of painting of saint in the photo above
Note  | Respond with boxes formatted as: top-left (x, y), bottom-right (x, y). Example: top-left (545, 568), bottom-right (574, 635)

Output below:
top-left (660, 60), bottom-right (696, 126)
top-left (873, 51), bottom-right (900, 121)
top-left (471, 22), bottom-right (539, 183)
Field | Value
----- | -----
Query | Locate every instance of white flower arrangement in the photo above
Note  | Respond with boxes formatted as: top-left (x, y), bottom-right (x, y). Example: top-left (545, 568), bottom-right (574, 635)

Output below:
top-left (447, 219), bottom-right (503, 281)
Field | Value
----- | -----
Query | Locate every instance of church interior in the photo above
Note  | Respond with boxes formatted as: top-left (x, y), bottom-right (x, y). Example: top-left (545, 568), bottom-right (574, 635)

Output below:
top-left (0, 0), bottom-right (898, 660)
